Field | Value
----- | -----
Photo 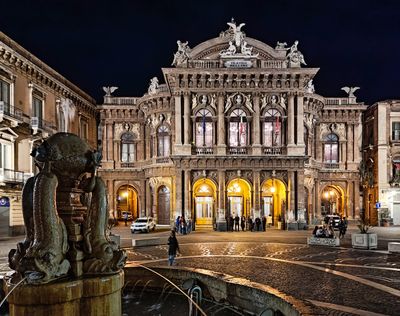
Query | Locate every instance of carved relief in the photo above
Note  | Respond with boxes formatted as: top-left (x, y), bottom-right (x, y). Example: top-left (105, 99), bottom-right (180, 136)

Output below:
top-left (319, 123), bottom-right (346, 141)
top-left (115, 123), bottom-right (140, 139)
top-left (225, 92), bottom-right (254, 113)
top-left (149, 176), bottom-right (172, 190)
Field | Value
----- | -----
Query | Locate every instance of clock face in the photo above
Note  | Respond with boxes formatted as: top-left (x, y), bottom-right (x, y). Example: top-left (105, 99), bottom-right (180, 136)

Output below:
top-left (0, 197), bottom-right (9, 207)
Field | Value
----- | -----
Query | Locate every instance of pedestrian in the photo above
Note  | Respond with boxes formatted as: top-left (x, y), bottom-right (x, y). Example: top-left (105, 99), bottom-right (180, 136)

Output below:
top-left (255, 217), bottom-right (261, 231)
top-left (262, 216), bottom-right (267, 231)
top-left (234, 214), bottom-right (240, 231)
top-left (167, 230), bottom-right (180, 266)
top-left (248, 217), bottom-right (253, 232)
top-left (124, 212), bottom-right (128, 226)
top-left (240, 215), bottom-right (246, 231)
top-left (339, 217), bottom-right (347, 238)
top-left (229, 215), bottom-right (234, 232)
top-left (180, 216), bottom-right (187, 234)
top-left (175, 216), bottom-right (181, 233)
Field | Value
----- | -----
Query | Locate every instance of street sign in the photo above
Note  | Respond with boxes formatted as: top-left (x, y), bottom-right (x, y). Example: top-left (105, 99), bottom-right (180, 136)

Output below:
top-left (375, 202), bottom-right (381, 209)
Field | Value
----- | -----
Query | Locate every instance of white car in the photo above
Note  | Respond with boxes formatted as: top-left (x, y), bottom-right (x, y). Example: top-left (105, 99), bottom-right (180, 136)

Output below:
top-left (131, 217), bottom-right (156, 233)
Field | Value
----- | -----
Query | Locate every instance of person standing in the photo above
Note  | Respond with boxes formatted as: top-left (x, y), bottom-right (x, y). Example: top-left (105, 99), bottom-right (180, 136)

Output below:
top-left (262, 216), bottom-right (267, 231)
top-left (234, 214), bottom-right (240, 231)
top-left (175, 216), bottom-right (181, 233)
top-left (255, 217), bottom-right (261, 231)
top-left (248, 217), bottom-right (253, 232)
top-left (124, 212), bottom-right (128, 226)
top-left (167, 230), bottom-right (180, 266)
top-left (240, 215), bottom-right (246, 231)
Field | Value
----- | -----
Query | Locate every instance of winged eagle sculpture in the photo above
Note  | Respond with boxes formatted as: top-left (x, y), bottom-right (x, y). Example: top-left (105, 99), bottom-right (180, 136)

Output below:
top-left (227, 21), bottom-right (246, 47)
top-left (102, 86), bottom-right (118, 96)
top-left (341, 86), bottom-right (360, 98)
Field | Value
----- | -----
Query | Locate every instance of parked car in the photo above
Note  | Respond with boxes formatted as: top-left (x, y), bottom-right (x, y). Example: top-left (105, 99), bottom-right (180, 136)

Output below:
top-left (324, 215), bottom-right (341, 230)
top-left (131, 217), bottom-right (156, 233)
top-left (120, 211), bottom-right (133, 221)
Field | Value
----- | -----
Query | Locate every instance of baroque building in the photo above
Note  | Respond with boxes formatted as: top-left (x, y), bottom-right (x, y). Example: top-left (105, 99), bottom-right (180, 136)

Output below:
top-left (98, 21), bottom-right (366, 230)
top-left (0, 31), bottom-right (97, 236)
top-left (362, 100), bottom-right (400, 226)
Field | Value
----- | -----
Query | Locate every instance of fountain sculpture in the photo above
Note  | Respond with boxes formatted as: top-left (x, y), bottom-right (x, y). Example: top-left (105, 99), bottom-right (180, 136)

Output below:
top-left (4, 133), bottom-right (126, 315)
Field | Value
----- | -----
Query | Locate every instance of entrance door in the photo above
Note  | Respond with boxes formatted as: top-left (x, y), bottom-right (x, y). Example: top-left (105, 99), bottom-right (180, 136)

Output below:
top-left (158, 186), bottom-right (170, 225)
top-left (263, 196), bottom-right (273, 217)
top-left (229, 196), bottom-right (243, 217)
top-left (195, 196), bottom-right (213, 225)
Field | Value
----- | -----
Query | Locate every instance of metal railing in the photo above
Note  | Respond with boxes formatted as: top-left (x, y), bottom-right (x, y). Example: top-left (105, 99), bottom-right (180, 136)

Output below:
top-left (325, 98), bottom-right (351, 106)
top-left (323, 162), bottom-right (339, 169)
top-left (155, 157), bottom-right (170, 164)
top-left (0, 101), bottom-right (23, 121)
top-left (31, 117), bottom-right (57, 131)
top-left (0, 169), bottom-right (32, 183)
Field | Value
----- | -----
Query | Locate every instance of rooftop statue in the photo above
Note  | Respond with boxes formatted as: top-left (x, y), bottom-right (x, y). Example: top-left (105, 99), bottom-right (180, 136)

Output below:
top-left (219, 19), bottom-right (258, 59)
top-left (148, 77), bottom-right (159, 95)
top-left (102, 86), bottom-right (118, 96)
top-left (306, 79), bottom-right (315, 94)
top-left (8, 133), bottom-right (126, 284)
top-left (286, 40), bottom-right (306, 67)
top-left (341, 86), bottom-right (360, 98)
top-left (275, 41), bottom-right (288, 50)
top-left (172, 40), bottom-right (191, 66)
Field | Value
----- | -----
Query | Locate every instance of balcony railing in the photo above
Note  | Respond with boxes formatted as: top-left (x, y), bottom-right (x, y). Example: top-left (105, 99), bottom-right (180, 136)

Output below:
top-left (120, 162), bottom-right (135, 168)
top-left (155, 157), bottom-right (170, 164)
top-left (228, 146), bottom-right (248, 155)
top-left (0, 101), bottom-right (23, 121)
top-left (263, 146), bottom-right (285, 155)
top-left (0, 169), bottom-right (33, 184)
top-left (31, 117), bottom-right (57, 131)
top-left (188, 60), bottom-right (221, 68)
top-left (323, 162), bottom-right (339, 169)
top-left (193, 146), bottom-right (214, 155)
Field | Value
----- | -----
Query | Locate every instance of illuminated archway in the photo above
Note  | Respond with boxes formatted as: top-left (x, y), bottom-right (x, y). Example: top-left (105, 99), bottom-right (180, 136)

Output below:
top-left (193, 178), bottom-right (217, 227)
top-left (226, 178), bottom-right (252, 218)
top-left (320, 184), bottom-right (344, 217)
top-left (261, 178), bottom-right (286, 226)
top-left (116, 185), bottom-right (138, 219)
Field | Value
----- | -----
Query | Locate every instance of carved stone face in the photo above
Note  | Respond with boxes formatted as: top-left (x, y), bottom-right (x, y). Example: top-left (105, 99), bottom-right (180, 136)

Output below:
top-left (235, 94), bottom-right (242, 104)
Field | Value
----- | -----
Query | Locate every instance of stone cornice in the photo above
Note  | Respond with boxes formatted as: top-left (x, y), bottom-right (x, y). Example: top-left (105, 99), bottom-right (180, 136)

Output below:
top-left (0, 31), bottom-right (96, 113)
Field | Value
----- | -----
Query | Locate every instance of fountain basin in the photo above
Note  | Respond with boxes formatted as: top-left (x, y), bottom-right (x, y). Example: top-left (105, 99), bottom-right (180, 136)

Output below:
top-left (124, 265), bottom-right (313, 315)
top-left (3, 271), bottom-right (124, 316)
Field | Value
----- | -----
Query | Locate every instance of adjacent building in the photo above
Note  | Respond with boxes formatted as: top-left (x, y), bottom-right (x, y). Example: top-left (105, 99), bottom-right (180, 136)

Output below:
top-left (98, 21), bottom-right (366, 230)
top-left (0, 31), bottom-right (97, 236)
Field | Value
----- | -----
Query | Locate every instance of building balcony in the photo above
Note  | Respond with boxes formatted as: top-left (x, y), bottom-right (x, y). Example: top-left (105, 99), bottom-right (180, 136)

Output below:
top-left (0, 101), bottom-right (24, 124)
top-left (263, 146), bottom-right (286, 155)
top-left (0, 168), bottom-right (33, 184)
top-left (193, 146), bottom-right (214, 155)
top-left (155, 157), bottom-right (171, 164)
top-left (228, 146), bottom-right (249, 155)
top-left (31, 117), bottom-right (57, 136)
top-left (323, 162), bottom-right (339, 169)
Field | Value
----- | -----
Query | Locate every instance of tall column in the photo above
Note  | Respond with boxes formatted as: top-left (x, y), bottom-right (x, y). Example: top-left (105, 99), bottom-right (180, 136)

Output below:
top-left (101, 121), bottom-right (107, 162)
top-left (253, 171), bottom-right (261, 215)
top-left (175, 169), bottom-right (183, 218)
top-left (252, 93), bottom-right (261, 155)
top-left (217, 93), bottom-right (226, 155)
top-left (174, 93), bottom-right (182, 154)
top-left (354, 118), bottom-right (362, 162)
top-left (315, 180), bottom-right (320, 219)
top-left (287, 93), bottom-right (295, 155)
top-left (347, 123), bottom-right (354, 162)
top-left (217, 170), bottom-right (226, 229)
top-left (183, 92), bottom-right (191, 154)
top-left (296, 94), bottom-right (305, 148)
top-left (287, 170), bottom-right (295, 222)
top-left (354, 180), bottom-right (360, 219)
top-left (184, 169), bottom-right (191, 219)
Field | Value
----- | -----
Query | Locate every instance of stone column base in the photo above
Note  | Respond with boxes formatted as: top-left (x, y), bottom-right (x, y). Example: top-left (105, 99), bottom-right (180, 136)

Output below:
top-left (4, 271), bottom-right (124, 316)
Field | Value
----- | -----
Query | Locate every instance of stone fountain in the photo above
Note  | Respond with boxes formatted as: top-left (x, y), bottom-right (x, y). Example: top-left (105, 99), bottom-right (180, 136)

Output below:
top-left (4, 133), bottom-right (126, 315)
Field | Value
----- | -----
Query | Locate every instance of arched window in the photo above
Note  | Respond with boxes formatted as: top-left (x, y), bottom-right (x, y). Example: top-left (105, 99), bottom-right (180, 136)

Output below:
top-left (121, 132), bottom-right (135, 162)
top-left (157, 124), bottom-right (170, 157)
top-left (195, 109), bottom-right (213, 147)
top-left (323, 133), bottom-right (339, 165)
top-left (263, 108), bottom-right (282, 146)
top-left (229, 109), bottom-right (248, 147)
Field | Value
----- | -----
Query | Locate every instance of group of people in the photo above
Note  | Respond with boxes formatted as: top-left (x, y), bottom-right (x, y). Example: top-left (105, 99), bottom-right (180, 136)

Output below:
top-left (226, 215), bottom-right (270, 232)
top-left (175, 216), bottom-right (192, 235)
top-left (312, 216), bottom-right (348, 239)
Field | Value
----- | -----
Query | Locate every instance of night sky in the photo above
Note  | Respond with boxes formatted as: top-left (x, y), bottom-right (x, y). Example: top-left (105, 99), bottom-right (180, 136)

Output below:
top-left (1, 0), bottom-right (399, 105)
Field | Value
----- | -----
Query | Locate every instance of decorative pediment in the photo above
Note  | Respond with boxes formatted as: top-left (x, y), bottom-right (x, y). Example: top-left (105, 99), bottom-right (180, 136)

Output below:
top-left (224, 92), bottom-right (254, 114)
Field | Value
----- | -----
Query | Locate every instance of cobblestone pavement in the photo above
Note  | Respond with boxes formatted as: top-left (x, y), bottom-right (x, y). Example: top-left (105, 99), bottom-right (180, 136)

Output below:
top-left (1, 226), bottom-right (400, 315)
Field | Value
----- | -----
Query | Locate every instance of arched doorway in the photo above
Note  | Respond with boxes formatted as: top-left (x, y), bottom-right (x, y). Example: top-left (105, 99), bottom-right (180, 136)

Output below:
top-left (0, 196), bottom-right (10, 236)
top-left (227, 178), bottom-right (252, 218)
top-left (157, 185), bottom-right (170, 225)
top-left (320, 185), bottom-right (344, 217)
top-left (261, 179), bottom-right (286, 226)
top-left (193, 178), bottom-right (217, 228)
top-left (116, 185), bottom-right (138, 219)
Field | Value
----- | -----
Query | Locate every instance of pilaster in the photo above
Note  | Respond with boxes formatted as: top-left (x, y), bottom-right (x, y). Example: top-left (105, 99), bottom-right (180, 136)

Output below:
top-left (252, 93), bottom-right (261, 155)
top-left (217, 92), bottom-right (226, 155)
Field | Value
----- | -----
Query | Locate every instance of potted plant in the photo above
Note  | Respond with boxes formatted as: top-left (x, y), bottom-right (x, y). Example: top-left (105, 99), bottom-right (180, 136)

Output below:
top-left (351, 213), bottom-right (378, 249)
